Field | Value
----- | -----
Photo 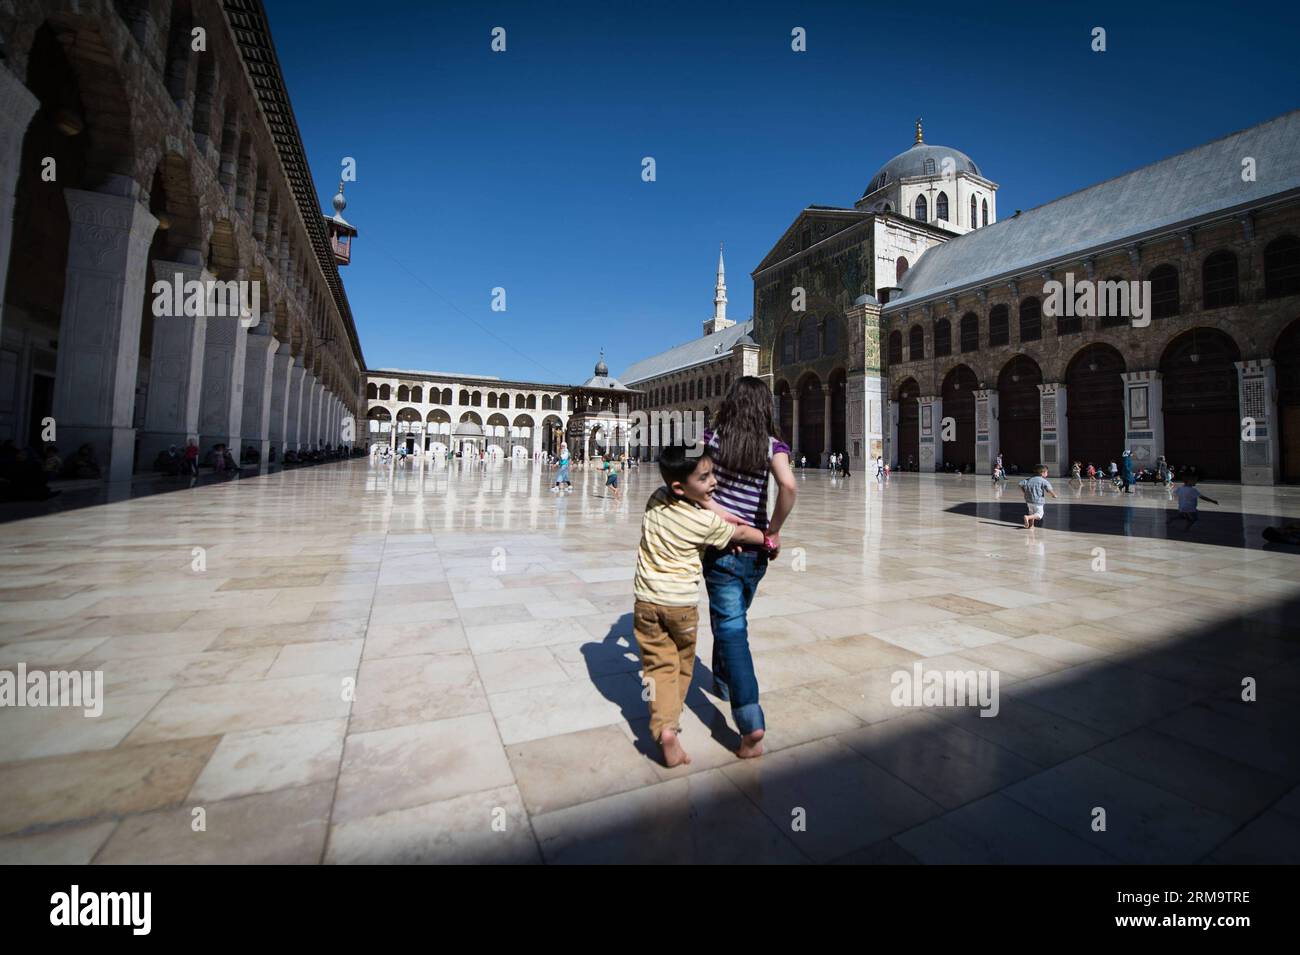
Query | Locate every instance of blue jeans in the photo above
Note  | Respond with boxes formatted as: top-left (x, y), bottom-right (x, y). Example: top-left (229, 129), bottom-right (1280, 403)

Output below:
top-left (703, 549), bottom-right (768, 735)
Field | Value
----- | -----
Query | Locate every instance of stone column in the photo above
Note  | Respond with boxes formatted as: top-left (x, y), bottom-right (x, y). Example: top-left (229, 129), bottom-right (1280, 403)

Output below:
top-left (1038, 382), bottom-right (1068, 477)
top-left (299, 373), bottom-right (317, 449)
top-left (0, 67), bottom-right (40, 337)
top-left (973, 388), bottom-right (999, 474)
top-left (240, 331), bottom-right (279, 467)
top-left (1237, 359), bottom-right (1279, 485)
top-left (286, 360), bottom-right (306, 451)
top-left (197, 310), bottom-right (249, 457)
top-left (52, 186), bottom-right (159, 482)
top-left (138, 256), bottom-right (208, 467)
top-left (919, 395), bottom-right (942, 471)
top-left (1121, 370), bottom-right (1163, 472)
top-left (268, 349), bottom-right (293, 460)
top-left (791, 394), bottom-right (801, 461)
top-left (887, 400), bottom-right (898, 468)
top-left (822, 385), bottom-right (833, 467)
top-left (310, 381), bottom-right (324, 448)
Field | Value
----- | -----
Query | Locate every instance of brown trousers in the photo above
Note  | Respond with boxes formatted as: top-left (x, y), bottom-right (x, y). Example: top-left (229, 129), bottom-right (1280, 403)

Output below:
top-left (632, 599), bottom-right (699, 741)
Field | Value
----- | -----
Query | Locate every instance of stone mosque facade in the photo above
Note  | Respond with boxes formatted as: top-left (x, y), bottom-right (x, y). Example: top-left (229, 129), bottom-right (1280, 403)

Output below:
top-left (750, 116), bottom-right (1300, 483)
top-left (0, 0), bottom-right (367, 481)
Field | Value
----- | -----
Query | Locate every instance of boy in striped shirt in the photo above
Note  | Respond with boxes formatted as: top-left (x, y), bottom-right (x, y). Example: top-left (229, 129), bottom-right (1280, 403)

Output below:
top-left (633, 446), bottom-right (766, 767)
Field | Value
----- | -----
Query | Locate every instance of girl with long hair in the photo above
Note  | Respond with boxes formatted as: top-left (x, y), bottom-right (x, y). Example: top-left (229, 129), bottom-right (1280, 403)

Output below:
top-left (700, 375), bottom-right (797, 758)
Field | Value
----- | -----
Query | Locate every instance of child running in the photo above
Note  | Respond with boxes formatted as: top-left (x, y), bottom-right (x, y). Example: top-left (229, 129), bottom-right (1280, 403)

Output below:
top-left (633, 446), bottom-right (766, 767)
top-left (1168, 473), bottom-right (1218, 528)
top-left (1019, 464), bottom-right (1058, 529)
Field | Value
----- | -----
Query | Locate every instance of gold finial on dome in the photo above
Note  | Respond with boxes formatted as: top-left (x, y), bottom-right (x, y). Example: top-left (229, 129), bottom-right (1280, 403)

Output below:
top-left (915, 117), bottom-right (923, 144)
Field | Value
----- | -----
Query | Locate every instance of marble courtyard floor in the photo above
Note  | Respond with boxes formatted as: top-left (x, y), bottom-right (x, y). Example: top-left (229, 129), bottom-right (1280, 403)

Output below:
top-left (1, 459), bottom-right (1299, 864)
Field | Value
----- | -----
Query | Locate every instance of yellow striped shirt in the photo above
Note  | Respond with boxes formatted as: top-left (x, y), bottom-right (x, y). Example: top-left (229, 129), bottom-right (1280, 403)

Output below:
top-left (633, 487), bottom-right (735, 607)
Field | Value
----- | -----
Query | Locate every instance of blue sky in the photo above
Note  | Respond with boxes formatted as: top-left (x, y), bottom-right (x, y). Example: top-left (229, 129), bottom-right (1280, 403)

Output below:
top-left (267, 0), bottom-right (1300, 384)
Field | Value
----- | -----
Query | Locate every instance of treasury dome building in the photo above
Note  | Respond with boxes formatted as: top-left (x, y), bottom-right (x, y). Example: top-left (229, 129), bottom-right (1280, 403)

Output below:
top-left (750, 115), bottom-right (1300, 484)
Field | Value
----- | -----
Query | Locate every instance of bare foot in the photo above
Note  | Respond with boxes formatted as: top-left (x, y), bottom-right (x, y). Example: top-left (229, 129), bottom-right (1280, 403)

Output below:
top-left (660, 728), bottom-right (691, 767)
top-left (738, 728), bottom-right (765, 759)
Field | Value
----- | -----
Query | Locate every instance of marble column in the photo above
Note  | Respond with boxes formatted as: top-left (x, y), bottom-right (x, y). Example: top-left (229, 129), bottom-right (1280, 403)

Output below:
top-left (52, 186), bottom-right (159, 482)
top-left (1237, 358), bottom-right (1279, 485)
top-left (0, 67), bottom-right (40, 337)
top-left (1121, 370), bottom-right (1163, 472)
top-left (973, 388), bottom-right (999, 474)
top-left (822, 385), bottom-right (833, 467)
top-left (1038, 382), bottom-right (1068, 477)
top-left (919, 395), bottom-right (942, 471)
top-left (138, 255), bottom-right (208, 467)
top-left (240, 331), bottom-right (279, 467)
top-left (267, 349), bottom-right (293, 460)
top-left (286, 361), bottom-right (306, 451)
top-left (197, 311), bottom-right (249, 457)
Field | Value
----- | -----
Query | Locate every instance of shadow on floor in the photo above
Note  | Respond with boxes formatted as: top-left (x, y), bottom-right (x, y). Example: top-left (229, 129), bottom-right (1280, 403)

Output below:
top-left (583, 613), bottom-right (740, 766)
top-left (949, 500), bottom-right (1300, 551)
top-left (551, 594), bottom-right (1300, 864)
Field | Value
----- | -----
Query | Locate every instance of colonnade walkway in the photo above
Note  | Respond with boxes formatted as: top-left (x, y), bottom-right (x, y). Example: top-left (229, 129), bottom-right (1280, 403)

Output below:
top-left (1, 459), bottom-right (1298, 863)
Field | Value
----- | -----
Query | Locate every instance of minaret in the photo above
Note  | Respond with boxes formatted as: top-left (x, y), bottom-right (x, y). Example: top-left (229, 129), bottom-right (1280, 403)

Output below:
top-left (704, 242), bottom-right (735, 336)
top-left (325, 180), bottom-right (358, 266)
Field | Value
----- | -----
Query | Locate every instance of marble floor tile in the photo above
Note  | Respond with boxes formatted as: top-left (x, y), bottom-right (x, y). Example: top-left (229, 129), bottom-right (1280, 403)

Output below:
top-left (3, 462), bottom-right (1297, 863)
top-left (332, 712), bottom-right (514, 823)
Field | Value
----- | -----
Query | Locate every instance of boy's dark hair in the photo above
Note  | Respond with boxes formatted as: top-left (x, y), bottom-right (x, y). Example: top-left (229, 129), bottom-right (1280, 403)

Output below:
top-left (659, 444), bottom-right (709, 488)
top-left (1036, 464), bottom-right (1048, 473)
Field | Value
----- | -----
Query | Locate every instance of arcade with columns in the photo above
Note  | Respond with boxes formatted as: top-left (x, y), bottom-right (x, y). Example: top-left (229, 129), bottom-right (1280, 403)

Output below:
top-left (0, 0), bottom-right (367, 482)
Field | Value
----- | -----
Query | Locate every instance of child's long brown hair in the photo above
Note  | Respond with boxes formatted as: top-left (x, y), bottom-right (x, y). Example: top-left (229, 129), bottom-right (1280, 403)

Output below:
top-left (712, 376), bottom-right (781, 474)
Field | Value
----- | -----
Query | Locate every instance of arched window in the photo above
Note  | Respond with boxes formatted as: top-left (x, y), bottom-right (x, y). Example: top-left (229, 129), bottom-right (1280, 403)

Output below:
top-left (379, 384), bottom-right (391, 400)
top-left (542, 394), bottom-right (551, 410)
top-left (1019, 298), bottom-right (1042, 342)
top-left (715, 374), bottom-right (722, 395)
top-left (908, 325), bottom-right (924, 361)
top-left (442, 388), bottom-right (452, 404)
top-left (527, 395), bottom-right (536, 409)
top-left (472, 391), bottom-right (482, 406)
top-left (459, 389), bottom-right (470, 405)
top-left (487, 392), bottom-right (498, 408)
top-left (823, 316), bottom-right (842, 355)
top-left (397, 385), bottom-right (409, 402)
top-left (934, 318), bottom-right (952, 357)
top-left (988, 305), bottom-right (1009, 346)
top-left (981, 199), bottom-right (989, 227)
top-left (1149, 265), bottom-right (1180, 318)
top-left (970, 195), bottom-right (978, 229)
top-left (935, 191), bottom-right (949, 222)
top-left (781, 327), bottom-right (795, 366)
top-left (888, 330), bottom-right (903, 365)
top-left (960, 313), bottom-right (979, 353)
top-left (688, 381), bottom-right (696, 401)
top-left (798, 317), bottom-right (819, 361)
top-left (705, 378), bottom-right (712, 398)
top-left (1202, 250), bottom-right (1238, 308)
top-left (914, 195), bottom-right (927, 223)
top-left (1264, 235), bottom-right (1300, 298)
top-left (411, 387), bottom-right (422, 403)
top-left (366, 382), bottom-right (377, 400)
top-left (896, 256), bottom-right (910, 282)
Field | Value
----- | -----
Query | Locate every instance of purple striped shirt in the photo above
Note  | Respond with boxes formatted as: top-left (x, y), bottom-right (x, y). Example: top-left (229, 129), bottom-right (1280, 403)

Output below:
top-left (703, 429), bottom-right (789, 530)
